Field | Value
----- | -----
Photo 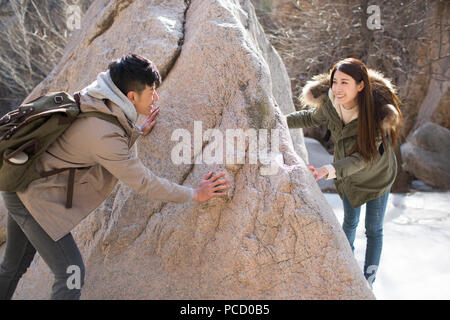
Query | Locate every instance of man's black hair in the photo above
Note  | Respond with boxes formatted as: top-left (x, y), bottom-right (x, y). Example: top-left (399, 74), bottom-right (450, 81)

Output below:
top-left (108, 53), bottom-right (161, 96)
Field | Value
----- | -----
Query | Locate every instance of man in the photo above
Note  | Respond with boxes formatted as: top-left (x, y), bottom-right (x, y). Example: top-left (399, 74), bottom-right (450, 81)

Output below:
top-left (0, 53), bottom-right (231, 299)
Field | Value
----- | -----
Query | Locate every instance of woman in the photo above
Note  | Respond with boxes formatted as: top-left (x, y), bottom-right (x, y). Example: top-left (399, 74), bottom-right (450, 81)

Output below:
top-left (285, 58), bottom-right (402, 288)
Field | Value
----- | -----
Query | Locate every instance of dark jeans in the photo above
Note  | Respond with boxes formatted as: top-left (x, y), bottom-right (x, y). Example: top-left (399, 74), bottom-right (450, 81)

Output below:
top-left (0, 192), bottom-right (85, 300)
top-left (342, 189), bottom-right (390, 288)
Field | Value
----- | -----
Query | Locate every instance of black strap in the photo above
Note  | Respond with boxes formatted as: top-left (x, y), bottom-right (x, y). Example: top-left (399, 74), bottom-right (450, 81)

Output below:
top-left (73, 92), bottom-right (81, 107)
top-left (324, 129), bottom-right (331, 142)
top-left (40, 167), bottom-right (79, 209)
top-left (38, 93), bottom-right (124, 209)
top-left (378, 134), bottom-right (390, 156)
top-left (378, 144), bottom-right (384, 156)
top-left (66, 168), bottom-right (75, 209)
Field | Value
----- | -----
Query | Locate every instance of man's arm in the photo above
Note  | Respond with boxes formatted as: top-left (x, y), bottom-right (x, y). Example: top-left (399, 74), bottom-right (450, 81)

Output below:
top-left (91, 129), bottom-right (194, 203)
top-left (91, 127), bottom-right (230, 203)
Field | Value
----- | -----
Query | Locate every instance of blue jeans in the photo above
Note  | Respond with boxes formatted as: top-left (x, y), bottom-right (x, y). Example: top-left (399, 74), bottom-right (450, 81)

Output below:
top-left (342, 189), bottom-right (390, 288)
top-left (0, 192), bottom-right (85, 299)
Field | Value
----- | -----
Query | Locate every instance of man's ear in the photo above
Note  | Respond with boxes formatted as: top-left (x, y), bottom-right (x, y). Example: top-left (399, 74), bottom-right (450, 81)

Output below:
top-left (126, 90), bottom-right (137, 103)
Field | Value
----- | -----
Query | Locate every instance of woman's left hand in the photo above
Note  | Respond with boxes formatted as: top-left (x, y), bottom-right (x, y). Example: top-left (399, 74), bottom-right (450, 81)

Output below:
top-left (314, 166), bottom-right (329, 181)
top-left (307, 165), bottom-right (329, 181)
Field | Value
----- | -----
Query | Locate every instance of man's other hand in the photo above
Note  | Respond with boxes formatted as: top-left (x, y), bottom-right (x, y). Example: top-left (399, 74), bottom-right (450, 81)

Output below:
top-left (141, 106), bottom-right (159, 136)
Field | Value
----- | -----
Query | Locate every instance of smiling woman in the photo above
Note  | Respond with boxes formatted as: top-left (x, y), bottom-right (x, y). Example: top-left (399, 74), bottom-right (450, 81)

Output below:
top-left (285, 57), bottom-right (403, 288)
top-left (332, 69), bottom-right (364, 111)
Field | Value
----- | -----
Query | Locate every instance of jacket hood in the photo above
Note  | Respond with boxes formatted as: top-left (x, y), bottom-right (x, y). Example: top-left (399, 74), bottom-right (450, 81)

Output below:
top-left (80, 70), bottom-right (138, 123)
top-left (300, 68), bottom-right (400, 130)
top-left (77, 91), bottom-right (137, 138)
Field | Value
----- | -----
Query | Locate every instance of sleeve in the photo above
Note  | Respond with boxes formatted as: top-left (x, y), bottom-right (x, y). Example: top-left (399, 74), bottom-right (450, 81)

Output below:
top-left (91, 130), bottom-right (194, 203)
top-left (324, 164), bottom-right (336, 180)
top-left (332, 152), bottom-right (367, 179)
top-left (285, 106), bottom-right (327, 129)
top-left (332, 134), bottom-right (384, 180)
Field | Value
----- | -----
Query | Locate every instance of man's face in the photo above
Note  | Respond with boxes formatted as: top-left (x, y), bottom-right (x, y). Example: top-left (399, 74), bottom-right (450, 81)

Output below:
top-left (128, 84), bottom-right (159, 116)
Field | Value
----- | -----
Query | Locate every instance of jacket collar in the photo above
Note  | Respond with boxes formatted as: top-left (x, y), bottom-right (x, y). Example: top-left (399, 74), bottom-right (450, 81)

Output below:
top-left (327, 88), bottom-right (359, 124)
top-left (78, 92), bottom-right (140, 138)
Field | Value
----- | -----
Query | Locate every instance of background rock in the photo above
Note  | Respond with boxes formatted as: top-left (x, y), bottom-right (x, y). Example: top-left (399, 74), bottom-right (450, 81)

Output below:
top-left (6, 0), bottom-right (373, 299)
top-left (401, 122), bottom-right (450, 190)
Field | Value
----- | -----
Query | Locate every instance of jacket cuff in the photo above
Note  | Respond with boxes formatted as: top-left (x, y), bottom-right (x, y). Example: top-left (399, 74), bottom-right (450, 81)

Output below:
top-left (324, 164), bottom-right (336, 180)
top-left (188, 187), bottom-right (195, 202)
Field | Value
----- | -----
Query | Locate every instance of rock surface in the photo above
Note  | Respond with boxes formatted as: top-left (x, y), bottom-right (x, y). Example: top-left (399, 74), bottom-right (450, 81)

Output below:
top-left (5, 0), bottom-right (373, 299)
top-left (401, 122), bottom-right (450, 190)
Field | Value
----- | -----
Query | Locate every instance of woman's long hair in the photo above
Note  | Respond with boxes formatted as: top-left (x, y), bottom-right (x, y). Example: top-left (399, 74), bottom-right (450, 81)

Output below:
top-left (329, 58), bottom-right (402, 164)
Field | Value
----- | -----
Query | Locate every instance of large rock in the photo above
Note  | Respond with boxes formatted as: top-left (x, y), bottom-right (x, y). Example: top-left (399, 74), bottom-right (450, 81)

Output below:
top-left (6, 0), bottom-right (373, 299)
top-left (401, 122), bottom-right (450, 189)
top-left (404, 1), bottom-right (450, 135)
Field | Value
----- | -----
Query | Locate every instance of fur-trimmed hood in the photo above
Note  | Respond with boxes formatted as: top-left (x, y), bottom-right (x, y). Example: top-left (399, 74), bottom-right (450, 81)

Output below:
top-left (300, 68), bottom-right (400, 131)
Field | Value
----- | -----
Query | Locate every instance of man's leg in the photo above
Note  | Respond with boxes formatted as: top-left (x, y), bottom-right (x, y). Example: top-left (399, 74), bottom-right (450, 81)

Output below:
top-left (0, 214), bottom-right (37, 300)
top-left (0, 192), bottom-right (85, 300)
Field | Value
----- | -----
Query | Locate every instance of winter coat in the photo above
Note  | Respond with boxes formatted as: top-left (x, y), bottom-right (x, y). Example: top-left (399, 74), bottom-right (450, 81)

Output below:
top-left (286, 69), bottom-right (400, 208)
top-left (17, 92), bottom-right (194, 241)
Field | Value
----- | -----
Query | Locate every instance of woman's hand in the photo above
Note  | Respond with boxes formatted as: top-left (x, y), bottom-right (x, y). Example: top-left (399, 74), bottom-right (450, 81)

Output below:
top-left (307, 164), bottom-right (329, 181)
top-left (193, 172), bottom-right (231, 202)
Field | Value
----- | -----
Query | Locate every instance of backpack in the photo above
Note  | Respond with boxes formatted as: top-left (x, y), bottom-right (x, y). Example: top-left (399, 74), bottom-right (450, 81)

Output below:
top-left (0, 91), bottom-right (124, 208)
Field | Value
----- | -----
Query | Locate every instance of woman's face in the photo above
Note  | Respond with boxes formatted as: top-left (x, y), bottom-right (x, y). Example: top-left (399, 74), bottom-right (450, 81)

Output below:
top-left (332, 70), bottom-right (364, 108)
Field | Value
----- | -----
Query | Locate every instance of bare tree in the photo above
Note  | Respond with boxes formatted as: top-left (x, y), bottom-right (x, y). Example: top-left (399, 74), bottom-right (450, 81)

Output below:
top-left (254, 0), bottom-right (448, 132)
top-left (0, 0), bottom-right (92, 114)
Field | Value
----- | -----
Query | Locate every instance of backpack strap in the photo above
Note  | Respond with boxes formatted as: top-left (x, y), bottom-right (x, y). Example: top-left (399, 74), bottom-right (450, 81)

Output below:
top-left (73, 92), bottom-right (126, 134)
top-left (78, 111), bottom-right (126, 134)
top-left (46, 93), bottom-right (127, 209)
top-left (40, 167), bottom-right (79, 208)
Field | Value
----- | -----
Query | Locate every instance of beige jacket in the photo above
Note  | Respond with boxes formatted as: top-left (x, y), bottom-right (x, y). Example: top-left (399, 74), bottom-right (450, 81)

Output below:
top-left (17, 93), bottom-right (194, 241)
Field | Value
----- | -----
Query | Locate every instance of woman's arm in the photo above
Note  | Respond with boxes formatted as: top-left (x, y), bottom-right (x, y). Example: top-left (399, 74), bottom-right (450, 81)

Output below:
top-left (311, 134), bottom-right (386, 181)
top-left (309, 154), bottom-right (366, 181)
top-left (331, 134), bottom-right (385, 180)
top-left (332, 152), bottom-right (367, 179)
top-left (285, 106), bottom-right (327, 129)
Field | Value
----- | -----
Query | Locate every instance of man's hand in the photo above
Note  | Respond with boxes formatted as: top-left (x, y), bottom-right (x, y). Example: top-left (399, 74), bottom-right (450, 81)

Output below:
top-left (307, 164), bottom-right (328, 181)
top-left (193, 172), bottom-right (231, 202)
top-left (141, 106), bottom-right (160, 136)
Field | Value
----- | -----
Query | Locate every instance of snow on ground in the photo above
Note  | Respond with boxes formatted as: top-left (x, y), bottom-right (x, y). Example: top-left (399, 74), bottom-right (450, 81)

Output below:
top-left (324, 190), bottom-right (450, 300)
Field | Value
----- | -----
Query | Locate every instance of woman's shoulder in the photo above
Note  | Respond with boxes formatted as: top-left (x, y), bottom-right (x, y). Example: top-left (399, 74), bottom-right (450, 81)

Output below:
top-left (299, 73), bottom-right (330, 109)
